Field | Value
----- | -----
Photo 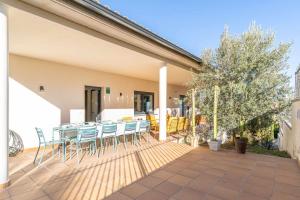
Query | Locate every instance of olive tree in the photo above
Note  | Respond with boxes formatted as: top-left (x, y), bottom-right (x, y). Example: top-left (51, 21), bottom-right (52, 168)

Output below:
top-left (190, 23), bottom-right (292, 140)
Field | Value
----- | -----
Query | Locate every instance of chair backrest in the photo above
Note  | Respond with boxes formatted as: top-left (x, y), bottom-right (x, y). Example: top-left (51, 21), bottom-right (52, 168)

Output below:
top-left (167, 117), bottom-right (178, 134)
top-left (101, 120), bottom-right (113, 124)
top-left (35, 127), bottom-right (46, 144)
top-left (60, 125), bottom-right (78, 138)
top-left (139, 120), bottom-right (150, 128)
top-left (125, 121), bottom-right (137, 131)
top-left (177, 117), bottom-right (185, 132)
top-left (102, 123), bottom-right (117, 135)
top-left (139, 120), bottom-right (150, 132)
top-left (77, 126), bottom-right (97, 141)
top-left (122, 116), bottom-right (133, 122)
top-left (184, 118), bottom-right (190, 131)
top-left (146, 114), bottom-right (157, 128)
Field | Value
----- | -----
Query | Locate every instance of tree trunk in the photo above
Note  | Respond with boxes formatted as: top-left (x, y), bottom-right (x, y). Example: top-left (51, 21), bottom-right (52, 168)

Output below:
top-left (213, 85), bottom-right (220, 139)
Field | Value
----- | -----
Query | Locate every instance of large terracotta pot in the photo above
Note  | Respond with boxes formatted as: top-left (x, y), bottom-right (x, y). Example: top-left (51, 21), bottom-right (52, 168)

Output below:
top-left (235, 137), bottom-right (248, 154)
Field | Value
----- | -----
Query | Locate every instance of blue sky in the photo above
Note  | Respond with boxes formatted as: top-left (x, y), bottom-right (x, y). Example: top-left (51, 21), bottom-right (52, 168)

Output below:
top-left (101, 0), bottom-right (300, 87)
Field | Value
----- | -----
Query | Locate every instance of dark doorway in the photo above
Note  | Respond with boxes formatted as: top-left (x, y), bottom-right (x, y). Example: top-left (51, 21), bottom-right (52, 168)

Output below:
top-left (85, 86), bottom-right (101, 122)
top-left (179, 95), bottom-right (187, 117)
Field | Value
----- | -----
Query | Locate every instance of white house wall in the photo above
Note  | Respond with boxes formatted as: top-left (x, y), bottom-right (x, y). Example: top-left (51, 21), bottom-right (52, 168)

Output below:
top-left (9, 54), bottom-right (187, 148)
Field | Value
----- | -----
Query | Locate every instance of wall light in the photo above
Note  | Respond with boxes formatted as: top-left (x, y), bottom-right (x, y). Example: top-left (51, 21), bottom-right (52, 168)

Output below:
top-left (39, 86), bottom-right (45, 92)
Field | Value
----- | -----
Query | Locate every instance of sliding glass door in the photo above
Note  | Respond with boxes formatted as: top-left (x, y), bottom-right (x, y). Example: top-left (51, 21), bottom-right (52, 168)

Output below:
top-left (85, 86), bottom-right (101, 122)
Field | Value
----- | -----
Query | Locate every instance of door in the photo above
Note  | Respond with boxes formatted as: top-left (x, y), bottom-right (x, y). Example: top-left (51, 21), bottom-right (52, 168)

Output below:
top-left (85, 86), bottom-right (101, 122)
top-left (179, 95), bottom-right (187, 117)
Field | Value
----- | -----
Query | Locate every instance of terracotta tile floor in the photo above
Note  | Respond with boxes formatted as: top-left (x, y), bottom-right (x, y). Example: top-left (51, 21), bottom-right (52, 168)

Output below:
top-left (1, 138), bottom-right (300, 200)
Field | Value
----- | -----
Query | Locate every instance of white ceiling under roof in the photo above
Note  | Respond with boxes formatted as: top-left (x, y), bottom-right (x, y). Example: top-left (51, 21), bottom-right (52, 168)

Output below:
top-left (8, 7), bottom-right (192, 86)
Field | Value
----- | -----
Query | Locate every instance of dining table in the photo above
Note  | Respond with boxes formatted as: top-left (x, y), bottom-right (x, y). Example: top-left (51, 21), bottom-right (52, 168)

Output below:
top-left (52, 121), bottom-right (143, 162)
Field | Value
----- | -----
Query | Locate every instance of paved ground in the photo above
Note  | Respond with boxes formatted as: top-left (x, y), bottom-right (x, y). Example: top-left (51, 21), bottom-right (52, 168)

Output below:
top-left (1, 138), bottom-right (300, 200)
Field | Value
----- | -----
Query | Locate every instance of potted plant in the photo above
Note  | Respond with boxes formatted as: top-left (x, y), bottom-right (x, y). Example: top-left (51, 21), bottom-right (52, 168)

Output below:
top-left (208, 138), bottom-right (221, 151)
top-left (235, 129), bottom-right (248, 154)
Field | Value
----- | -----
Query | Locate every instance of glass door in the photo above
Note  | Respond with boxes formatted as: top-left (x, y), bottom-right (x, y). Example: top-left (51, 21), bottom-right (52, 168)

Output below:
top-left (85, 86), bottom-right (101, 122)
top-left (179, 95), bottom-right (187, 117)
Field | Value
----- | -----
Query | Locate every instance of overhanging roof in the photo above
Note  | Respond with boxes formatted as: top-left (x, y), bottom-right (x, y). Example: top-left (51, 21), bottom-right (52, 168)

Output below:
top-left (2, 0), bottom-right (202, 71)
top-left (73, 0), bottom-right (202, 64)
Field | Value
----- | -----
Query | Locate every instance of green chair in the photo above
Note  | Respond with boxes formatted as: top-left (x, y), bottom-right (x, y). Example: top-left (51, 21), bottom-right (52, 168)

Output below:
top-left (69, 126), bottom-right (98, 164)
top-left (123, 121), bottom-right (137, 149)
top-left (136, 120), bottom-right (150, 143)
top-left (100, 123), bottom-right (118, 154)
top-left (34, 127), bottom-right (64, 166)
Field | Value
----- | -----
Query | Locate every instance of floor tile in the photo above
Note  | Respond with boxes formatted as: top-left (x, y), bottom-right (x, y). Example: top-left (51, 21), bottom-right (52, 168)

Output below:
top-left (154, 181), bottom-right (182, 196)
top-left (6, 144), bottom-right (300, 200)
top-left (270, 191), bottom-right (299, 200)
top-left (104, 192), bottom-right (132, 200)
top-left (242, 183), bottom-right (273, 198)
top-left (120, 183), bottom-right (149, 199)
top-left (238, 192), bottom-right (268, 200)
top-left (209, 185), bottom-right (239, 200)
top-left (138, 175), bottom-right (164, 188)
top-left (136, 190), bottom-right (168, 200)
top-left (151, 170), bottom-right (174, 180)
top-left (172, 187), bottom-right (205, 200)
top-left (168, 174), bottom-right (192, 186)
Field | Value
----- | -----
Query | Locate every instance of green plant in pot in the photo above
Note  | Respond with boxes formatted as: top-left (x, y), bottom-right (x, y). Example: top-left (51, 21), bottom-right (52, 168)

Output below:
top-left (208, 85), bottom-right (221, 151)
top-left (235, 122), bottom-right (248, 154)
top-left (208, 135), bottom-right (221, 151)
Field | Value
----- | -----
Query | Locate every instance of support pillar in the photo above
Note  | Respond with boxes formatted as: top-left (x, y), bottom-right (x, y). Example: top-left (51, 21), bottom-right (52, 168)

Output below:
top-left (0, 2), bottom-right (9, 189)
top-left (159, 64), bottom-right (167, 141)
top-left (190, 88), bottom-right (199, 147)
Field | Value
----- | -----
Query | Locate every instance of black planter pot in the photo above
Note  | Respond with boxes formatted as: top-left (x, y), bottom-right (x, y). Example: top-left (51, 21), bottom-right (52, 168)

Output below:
top-left (235, 137), bottom-right (248, 154)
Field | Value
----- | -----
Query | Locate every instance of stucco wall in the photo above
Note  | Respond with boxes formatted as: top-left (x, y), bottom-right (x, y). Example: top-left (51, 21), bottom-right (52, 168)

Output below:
top-left (279, 99), bottom-right (300, 165)
top-left (9, 54), bottom-right (187, 148)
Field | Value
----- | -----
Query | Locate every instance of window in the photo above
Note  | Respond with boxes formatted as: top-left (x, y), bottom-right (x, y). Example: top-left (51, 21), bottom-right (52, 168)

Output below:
top-left (134, 91), bottom-right (154, 114)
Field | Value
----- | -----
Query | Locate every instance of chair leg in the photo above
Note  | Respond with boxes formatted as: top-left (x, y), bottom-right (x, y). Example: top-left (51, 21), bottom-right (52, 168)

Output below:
top-left (138, 132), bottom-right (141, 144)
top-left (124, 135), bottom-right (127, 150)
top-left (70, 142), bottom-right (73, 159)
top-left (64, 142), bottom-right (67, 162)
top-left (100, 138), bottom-right (104, 155)
top-left (76, 143), bottom-right (80, 164)
top-left (52, 143), bottom-right (54, 158)
top-left (131, 134), bottom-right (133, 145)
top-left (58, 144), bottom-right (61, 158)
top-left (95, 141), bottom-right (98, 158)
top-left (38, 145), bottom-right (46, 166)
top-left (33, 144), bottom-right (40, 164)
top-left (114, 136), bottom-right (118, 151)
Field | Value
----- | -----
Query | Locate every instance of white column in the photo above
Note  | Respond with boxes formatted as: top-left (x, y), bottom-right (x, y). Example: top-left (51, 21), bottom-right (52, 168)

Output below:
top-left (0, 3), bottom-right (9, 187)
top-left (159, 64), bottom-right (167, 141)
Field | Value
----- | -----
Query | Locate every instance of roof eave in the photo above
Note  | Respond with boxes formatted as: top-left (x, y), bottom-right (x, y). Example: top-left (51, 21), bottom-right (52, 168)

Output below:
top-left (72, 0), bottom-right (202, 64)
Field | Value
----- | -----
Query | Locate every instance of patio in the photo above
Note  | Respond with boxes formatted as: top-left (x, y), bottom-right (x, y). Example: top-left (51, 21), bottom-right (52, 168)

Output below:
top-left (1, 139), bottom-right (300, 200)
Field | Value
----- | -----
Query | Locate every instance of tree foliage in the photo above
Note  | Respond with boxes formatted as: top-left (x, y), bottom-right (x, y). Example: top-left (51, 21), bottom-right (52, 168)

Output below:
top-left (190, 23), bottom-right (292, 138)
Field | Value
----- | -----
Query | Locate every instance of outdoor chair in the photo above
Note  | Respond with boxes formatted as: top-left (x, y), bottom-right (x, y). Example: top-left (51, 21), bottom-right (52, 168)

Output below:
top-left (34, 127), bottom-right (64, 166)
top-left (123, 121), bottom-right (137, 149)
top-left (146, 114), bottom-right (159, 131)
top-left (167, 117), bottom-right (179, 136)
top-left (101, 120), bottom-right (113, 124)
top-left (69, 126), bottom-right (98, 164)
top-left (100, 123), bottom-right (117, 154)
top-left (122, 116), bottom-right (133, 122)
top-left (177, 117), bottom-right (185, 133)
top-left (136, 120), bottom-right (151, 143)
top-left (59, 125), bottom-right (78, 161)
top-left (183, 118), bottom-right (190, 132)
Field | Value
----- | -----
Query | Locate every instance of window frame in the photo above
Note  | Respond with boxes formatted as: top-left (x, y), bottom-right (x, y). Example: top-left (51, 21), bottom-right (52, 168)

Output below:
top-left (134, 91), bottom-right (155, 114)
